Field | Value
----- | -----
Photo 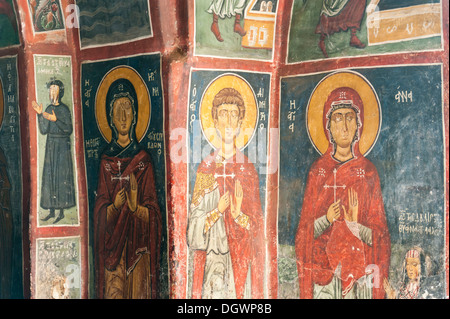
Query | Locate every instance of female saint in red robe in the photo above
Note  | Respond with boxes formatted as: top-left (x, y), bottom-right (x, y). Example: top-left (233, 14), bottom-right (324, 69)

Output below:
top-left (295, 87), bottom-right (391, 299)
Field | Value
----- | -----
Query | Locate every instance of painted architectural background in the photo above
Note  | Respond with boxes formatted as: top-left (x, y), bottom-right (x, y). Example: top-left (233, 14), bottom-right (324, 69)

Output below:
top-left (0, 0), bottom-right (447, 301)
top-left (33, 54), bottom-right (78, 227)
top-left (195, 0), bottom-right (278, 60)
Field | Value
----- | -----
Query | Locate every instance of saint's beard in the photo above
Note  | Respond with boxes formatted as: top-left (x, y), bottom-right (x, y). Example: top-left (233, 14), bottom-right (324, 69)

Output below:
top-left (50, 95), bottom-right (59, 105)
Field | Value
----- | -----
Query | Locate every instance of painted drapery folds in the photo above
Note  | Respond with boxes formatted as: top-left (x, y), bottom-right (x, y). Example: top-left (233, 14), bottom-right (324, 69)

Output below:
top-left (187, 70), bottom-right (270, 299)
top-left (81, 53), bottom-right (167, 299)
top-left (33, 55), bottom-right (78, 226)
top-left (279, 66), bottom-right (445, 299)
top-left (195, 0), bottom-right (279, 60)
top-left (36, 79), bottom-right (76, 221)
top-left (287, 0), bottom-right (443, 62)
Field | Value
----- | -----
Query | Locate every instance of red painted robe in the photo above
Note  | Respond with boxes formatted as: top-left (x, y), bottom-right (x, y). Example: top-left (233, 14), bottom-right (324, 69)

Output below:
top-left (190, 149), bottom-right (265, 299)
top-left (94, 147), bottom-right (161, 299)
top-left (315, 0), bottom-right (366, 35)
top-left (295, 146), bottom-right (391, 299)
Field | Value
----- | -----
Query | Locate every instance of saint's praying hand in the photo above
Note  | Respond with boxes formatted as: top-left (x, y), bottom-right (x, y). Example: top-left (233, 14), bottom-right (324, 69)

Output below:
top-left (316, 188), bottom-right (372, 245)
top-left (32, 100), bottom-right (57, 122)
top-left (213, 179), bottom-right (244, 229)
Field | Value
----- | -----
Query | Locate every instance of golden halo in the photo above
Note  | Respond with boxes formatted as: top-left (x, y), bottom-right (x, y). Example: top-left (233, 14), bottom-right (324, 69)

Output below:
top-left (199, 73), bottom-right (258, 150)
top-left (306, 71), bottom-right (381, 156)
top-left (0, 79), bottom-right (3, 130)
top-left (95, 66), bottom-right (151, 143)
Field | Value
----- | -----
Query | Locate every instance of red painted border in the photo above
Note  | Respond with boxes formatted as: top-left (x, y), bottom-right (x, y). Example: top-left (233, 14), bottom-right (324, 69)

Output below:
top-left (0, 0), bottom-right (448, 299)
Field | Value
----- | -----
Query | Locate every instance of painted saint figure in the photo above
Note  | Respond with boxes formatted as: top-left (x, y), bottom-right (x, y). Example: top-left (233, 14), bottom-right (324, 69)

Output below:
top-left (0, 146), bottom-right (12, 298)
top-left (384, 247), bottom-right (440, 299)
top-left (208, 0), bottom-right (248, 42)
top-left (29, 0), bottom-right (63, 31)
top-left (188, 87), bottom-right (265, 299)
top-left (32, 78), bottom-right (76, 224)
top-left (316, 0), bottom-right (366, 58)
top-left (295, 87), bottom-right (391, 299)
top-left (93, 78), bottom-right (161, 299)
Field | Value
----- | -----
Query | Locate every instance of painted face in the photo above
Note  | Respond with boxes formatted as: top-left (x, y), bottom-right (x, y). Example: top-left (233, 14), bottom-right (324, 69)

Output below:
top-left (329, 107), bottom-right (358, 149)
top-left (49, 84), bottom-right (60, 104)
top-left (406, 257), bottom-right (420, 281)
top-left (214, 103), bottom-right (242, 145)
top-left (112, 97), bottom-right (133, 136)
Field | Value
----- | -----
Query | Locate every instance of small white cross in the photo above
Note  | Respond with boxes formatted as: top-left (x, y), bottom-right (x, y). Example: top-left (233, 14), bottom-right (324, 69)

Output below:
top-left (318, 168), bottom-right (326, 177)
top-left (214, 162), bottom-right (235, 193)
top-left (111, 160), bottom-right (130, 187)
top-left (323, 168), bottom-right (346, 202)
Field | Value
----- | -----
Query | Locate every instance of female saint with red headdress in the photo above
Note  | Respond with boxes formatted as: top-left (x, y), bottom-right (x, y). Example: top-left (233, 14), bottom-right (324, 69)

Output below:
top-left (295, 85), bottom-right (391, 299)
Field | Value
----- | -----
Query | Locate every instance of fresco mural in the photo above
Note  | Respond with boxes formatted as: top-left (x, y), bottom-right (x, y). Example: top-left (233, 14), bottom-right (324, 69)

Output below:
top-left (195, 0), bottom-right (278, 60)
top-left (0, 0), bottom-right (447, 302)
top-left (35, 236), bottom-right (81, 299)
top-left (0, 56), bottom-right (22, 299)
top-left (278, 66), bottom-right (446, 299)
top-left (33, 55), bottom-right (78, 227)
top-left (27, 0), bottom-right (65, 32)
top-left (186, 70), bottom-right (271, 298)
top-left (287, 0), bottom-right (443, 63)
top-left (81, 53), bottom-right (167, 299)
top-left (76, 0), bottom-right (153, 49)
top-left (0, 0), bottom-right (20, 48)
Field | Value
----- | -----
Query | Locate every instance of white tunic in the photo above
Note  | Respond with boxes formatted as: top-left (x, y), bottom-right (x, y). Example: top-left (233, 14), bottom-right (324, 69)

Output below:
top-left (207, 0), bottom-right (248, 18)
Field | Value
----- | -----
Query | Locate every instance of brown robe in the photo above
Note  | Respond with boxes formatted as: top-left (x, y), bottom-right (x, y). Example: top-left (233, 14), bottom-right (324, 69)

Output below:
top-left (94, 146), bottom-right (161, 299)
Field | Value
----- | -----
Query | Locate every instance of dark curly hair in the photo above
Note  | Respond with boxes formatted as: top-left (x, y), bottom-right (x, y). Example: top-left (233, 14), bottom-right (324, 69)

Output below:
top-left (46, 78), bottom-right (64, 101)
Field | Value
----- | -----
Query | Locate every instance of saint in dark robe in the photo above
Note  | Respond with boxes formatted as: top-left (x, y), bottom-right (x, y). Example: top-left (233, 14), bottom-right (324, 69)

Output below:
top-left (316, 0), bottom-right (367, 57)
top-left (295, 87), bottom-right (391, 299)
top-left (93, 78), bottom-right (161, 299)
top-left (33, 79), bottom-right (76, 224)
top-left (0, 146), bottom-right (12, 298)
